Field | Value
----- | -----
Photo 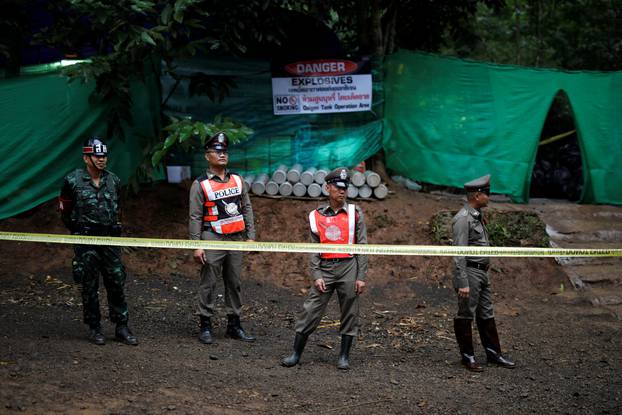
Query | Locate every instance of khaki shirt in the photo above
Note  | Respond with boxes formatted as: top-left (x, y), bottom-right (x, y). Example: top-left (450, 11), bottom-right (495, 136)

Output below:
top-left (309, 203), bottom-right (368, 281)
top-left (189, 169), bottom-right (255, 240)
top-left (451, 204), bottom-right (490, 287)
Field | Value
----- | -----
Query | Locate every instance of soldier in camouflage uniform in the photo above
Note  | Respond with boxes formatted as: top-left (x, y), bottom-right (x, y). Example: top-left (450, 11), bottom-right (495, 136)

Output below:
top-left (452, 174), bottom-right (514, 371)
top-left (59, 137), bottom-right (137, 346)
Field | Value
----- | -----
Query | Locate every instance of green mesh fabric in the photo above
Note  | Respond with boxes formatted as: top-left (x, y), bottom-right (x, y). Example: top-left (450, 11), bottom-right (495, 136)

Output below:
top-left (383, 50), bottom-right (622, 204)
top-left (0, 67), bottom-right (161, 220)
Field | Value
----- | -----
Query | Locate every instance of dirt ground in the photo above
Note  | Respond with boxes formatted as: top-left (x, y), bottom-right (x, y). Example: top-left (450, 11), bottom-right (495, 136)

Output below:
top-left (1, 182), bottom-right (620, 414)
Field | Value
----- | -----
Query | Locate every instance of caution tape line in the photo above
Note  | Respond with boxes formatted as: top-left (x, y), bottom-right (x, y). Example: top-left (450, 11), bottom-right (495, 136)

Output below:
top-left (1, 231), bottom-right (621, 257)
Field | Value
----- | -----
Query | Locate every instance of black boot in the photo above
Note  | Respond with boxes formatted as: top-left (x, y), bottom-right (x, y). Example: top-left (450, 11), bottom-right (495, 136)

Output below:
top-left (88, 325), bottom-right (105, 346)
top-left (454, 319), bottom-right (483, 372)
top-left (226, 315), bottom-right (256, 342)
top-left (337, 335), bottom-right (354, 370)
top-left (477, 318), bottom-right (516, 369)
top-left (281, 332), bottom-right (308, 367)
top-left (199, 316), bottom-right (214, 344)
top-left (115, 324), bottom-right (138, 346)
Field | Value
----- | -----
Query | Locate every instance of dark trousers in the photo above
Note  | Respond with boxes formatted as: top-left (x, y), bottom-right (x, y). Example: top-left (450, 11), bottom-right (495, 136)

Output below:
top-left (197, 231), bottom-right (244, 318)
top-left (294, 258), bottom-right (360, 337)
top-left (455, 267), bottom-right (494, 320)
top-left (73, 245), bottom-right (128, 327)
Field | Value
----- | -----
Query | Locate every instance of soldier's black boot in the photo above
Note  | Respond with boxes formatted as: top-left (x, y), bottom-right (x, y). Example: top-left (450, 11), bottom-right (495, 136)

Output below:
top-left (281, 332), bottom-right (308, 367)
top-left (198, 316), bottom-right (214, 344)
top-left (454, 318), bottom-right (483, 372)
top-left (225, 315), bottom-right (256, 342)
top-left (477, 318), bottom-right (516, 369)
top-left (337, 335), bottom-right (354, 370)
top-left (88, 324), bottom-right (105, 346)
top-left (115, 324), bottom-right (138, 346)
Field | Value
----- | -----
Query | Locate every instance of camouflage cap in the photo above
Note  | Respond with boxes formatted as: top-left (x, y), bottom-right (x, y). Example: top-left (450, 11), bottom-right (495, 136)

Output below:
top-left (325, 167), bottom-right (350, 188)
top-left (205, 131), bottom-right (229, 151)
top-left (464, 174), bottom-right (491, 193)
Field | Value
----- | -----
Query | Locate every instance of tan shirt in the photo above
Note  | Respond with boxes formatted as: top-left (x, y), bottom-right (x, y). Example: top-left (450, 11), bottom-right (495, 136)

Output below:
top-left (452, 204), bottom-right (490, 287)
top-left (189, 169), bottom-right (255, 240)
top-left (309, 203), bottom-right (368, 281)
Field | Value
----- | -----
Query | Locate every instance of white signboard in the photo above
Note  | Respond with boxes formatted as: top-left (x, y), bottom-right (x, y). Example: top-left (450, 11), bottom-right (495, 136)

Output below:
top-left (271, 58), bottom-right (372, 115)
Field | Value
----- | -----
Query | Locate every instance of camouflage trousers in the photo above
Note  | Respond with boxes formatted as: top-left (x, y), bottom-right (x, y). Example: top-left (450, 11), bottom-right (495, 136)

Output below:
top-left (73, 245), bottom-right (129, 328)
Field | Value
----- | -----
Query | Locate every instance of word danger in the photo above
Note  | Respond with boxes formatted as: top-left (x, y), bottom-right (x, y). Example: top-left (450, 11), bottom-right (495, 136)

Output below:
top-left (285, 60), bottom-right (358, 77)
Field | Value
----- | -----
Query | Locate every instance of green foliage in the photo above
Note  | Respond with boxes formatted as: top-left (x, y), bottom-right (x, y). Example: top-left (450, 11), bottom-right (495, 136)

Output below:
top-left (151, 115), bottom-right (253, 167)
top-left (441, 0), bottom-right (622, 71)
top-left (22, 0), bottom-right (283, 184)
top-left (430, 210), bottom-right (550, 247)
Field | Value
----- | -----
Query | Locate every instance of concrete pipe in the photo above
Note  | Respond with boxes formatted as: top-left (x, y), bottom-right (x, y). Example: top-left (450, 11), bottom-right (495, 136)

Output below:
top-left (314, 169), bottom-right (328, 184)
top-left (279, 181), bottom-right (293, 196)
top-left (358, 184), bottom-right (373, 198)
top-left (364, 171), bottom-right (381, 188)
top-left (307, 183), bottom-right (322, 198)
top-left (347, 184), bottom-right (359, 199)
top-left (243, 174), bottom-right (255, 191)
top-left (287, 164), bottom-right (303, 183)
top-left (350, 170), bottom-right (366, 187)
top-left (293, 182), bottom-right (307, 197)
top-left (373, 183), bottom-right (388, 199)
top-left (272, 164), bottom-right (288, 184)
top-left (265, 180), bottom-right (280, 196)
top-left (251, 174), bottom-right (269, 195)
top-left (300, 167), bottom-right (317, 186)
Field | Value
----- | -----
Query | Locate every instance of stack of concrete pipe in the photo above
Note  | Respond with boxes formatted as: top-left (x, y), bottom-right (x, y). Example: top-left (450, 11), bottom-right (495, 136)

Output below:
top-left (246, 166), bottom-right (388, 200)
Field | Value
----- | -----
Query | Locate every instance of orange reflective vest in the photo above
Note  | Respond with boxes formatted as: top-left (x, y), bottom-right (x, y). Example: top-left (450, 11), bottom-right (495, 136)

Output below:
top-left (199, 174), bottom-right (246, 234)
top-left (309, 204), bottom-right (356, 259)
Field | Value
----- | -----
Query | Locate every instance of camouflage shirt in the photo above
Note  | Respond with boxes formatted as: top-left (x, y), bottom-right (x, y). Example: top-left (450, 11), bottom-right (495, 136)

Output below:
top-left (60, 168), bottom-right (120, 229)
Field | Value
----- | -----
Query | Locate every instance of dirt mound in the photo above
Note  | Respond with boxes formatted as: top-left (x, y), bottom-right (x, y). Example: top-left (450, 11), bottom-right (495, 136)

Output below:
top-left (2, 182), bottom-right (620, 414)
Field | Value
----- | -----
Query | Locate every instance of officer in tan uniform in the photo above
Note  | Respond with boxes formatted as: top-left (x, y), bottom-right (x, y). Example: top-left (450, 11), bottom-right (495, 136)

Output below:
top-left (452, 174), bottom-right (515, 371)
top-left (189, 132), bottom-right (256, 344)
top-left (281, 167), bottom-right (368, 370)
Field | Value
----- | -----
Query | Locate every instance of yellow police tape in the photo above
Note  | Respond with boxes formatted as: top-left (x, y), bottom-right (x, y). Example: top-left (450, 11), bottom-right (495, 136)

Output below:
top-left (1, 231), bottom-right (621, 257)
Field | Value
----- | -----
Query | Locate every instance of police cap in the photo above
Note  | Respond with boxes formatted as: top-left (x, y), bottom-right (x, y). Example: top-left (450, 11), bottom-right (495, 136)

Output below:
top-left (205, 131), bottom-right (229, 151)
top-left (325, 167), bottom-right (350, 188)
top-left (464, 174), bottom-right (491, 193)
top-left (83, 137), bottom-right (108, 156)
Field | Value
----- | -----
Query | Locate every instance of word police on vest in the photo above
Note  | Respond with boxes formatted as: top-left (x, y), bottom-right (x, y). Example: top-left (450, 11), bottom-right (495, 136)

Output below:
top-left (214, 187), bottom-right (241, 199)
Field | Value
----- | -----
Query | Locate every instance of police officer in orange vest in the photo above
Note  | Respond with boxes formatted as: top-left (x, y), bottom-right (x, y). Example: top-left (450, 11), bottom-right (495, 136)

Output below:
top-left (189, 131), bottom-right (256, 344)
top-left (281, 167), bottom-right (368, 370)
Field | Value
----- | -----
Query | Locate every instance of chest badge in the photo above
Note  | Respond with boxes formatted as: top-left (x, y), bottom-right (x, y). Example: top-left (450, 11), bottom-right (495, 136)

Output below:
top-left (325, 225), bottom-right (342, 241)
top-left (224, 202), bottom-right (240, 216)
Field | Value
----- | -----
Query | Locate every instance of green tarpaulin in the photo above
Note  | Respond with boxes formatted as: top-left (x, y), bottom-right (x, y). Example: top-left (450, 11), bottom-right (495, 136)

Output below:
top-left (383, 50), bottom-right (622, 204)
top-left (2, 51), bottom-right (621, 220)
top-left (162, 57), bottom-right (383, 178)
top-left (0, 68), bottom-right (161, 220)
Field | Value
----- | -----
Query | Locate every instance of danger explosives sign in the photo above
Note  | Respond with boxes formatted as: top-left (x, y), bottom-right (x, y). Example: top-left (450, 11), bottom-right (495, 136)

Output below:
top-left (271, 58), bottom-right (372, 115)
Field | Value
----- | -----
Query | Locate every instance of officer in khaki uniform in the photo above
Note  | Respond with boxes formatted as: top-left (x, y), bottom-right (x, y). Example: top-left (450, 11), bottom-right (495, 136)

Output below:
top-left (189, 132), bottom-right (256, 344)
top-left (452, 174), bottom-right (515, 371)
top-left (281, 168), bottom-right (368, 370)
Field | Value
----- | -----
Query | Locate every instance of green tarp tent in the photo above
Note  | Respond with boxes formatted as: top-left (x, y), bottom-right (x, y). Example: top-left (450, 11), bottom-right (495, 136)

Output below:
top-left (383, 50), bottom-right (622, 204)
top-left (161, 57), bottom-right (383, 178)
top-left (0, 68), bottom-right (161, 220)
